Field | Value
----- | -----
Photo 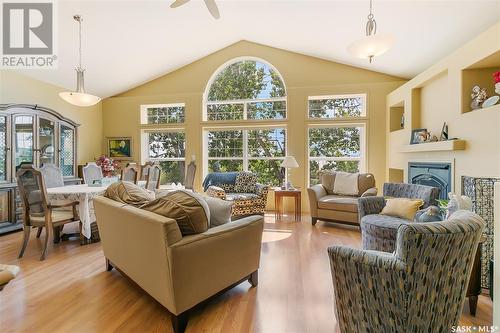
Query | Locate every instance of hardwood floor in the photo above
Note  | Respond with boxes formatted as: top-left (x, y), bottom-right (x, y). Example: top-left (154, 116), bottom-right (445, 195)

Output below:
top-left (0, 214), bottom-right (493, 332)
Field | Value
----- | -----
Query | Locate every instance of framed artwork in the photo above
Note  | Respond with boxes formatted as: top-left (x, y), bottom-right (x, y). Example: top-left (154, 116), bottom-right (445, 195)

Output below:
top-left (410, 128), bottom-right (429, 144)
top-left (107, 137), bottom-right (132, 160)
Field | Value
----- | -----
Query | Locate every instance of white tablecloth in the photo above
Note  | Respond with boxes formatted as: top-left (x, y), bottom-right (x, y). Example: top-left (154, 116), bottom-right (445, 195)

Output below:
top-left (47, 184), bottom-right (108, 239)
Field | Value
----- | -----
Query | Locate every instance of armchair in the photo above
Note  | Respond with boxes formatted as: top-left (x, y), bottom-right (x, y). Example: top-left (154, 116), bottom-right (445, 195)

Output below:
top-left (328, 210), bottom-right (484, 333)
top-left (307, 172), bottom-right (377, 226)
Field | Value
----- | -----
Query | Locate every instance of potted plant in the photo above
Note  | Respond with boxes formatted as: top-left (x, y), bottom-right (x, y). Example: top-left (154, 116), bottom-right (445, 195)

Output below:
top-left (96, 155), bottom-right (119, 177)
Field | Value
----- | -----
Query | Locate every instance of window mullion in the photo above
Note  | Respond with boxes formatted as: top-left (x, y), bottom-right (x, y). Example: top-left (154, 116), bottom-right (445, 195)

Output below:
top-left (243, 130), bottom-right (248, 171)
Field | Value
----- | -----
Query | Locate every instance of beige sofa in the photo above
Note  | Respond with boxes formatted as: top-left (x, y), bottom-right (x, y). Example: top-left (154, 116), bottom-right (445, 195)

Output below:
top-left (93, 196), bottom-right (264, 333)
top-left (307, 172), bottom-right (377, 226)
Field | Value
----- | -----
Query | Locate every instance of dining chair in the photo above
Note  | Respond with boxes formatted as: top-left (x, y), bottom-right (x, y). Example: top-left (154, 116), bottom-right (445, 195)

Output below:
top-left (82, 162), bottom-right (103, 185)
top-left (145, 164), bottom-right (161, 191)
top-left (184, 161), bottom-right (196, 192)
top-left (122, 163), bottom-right (139, 184)
top-left (17, 164), bottom-right (80, 260)
top-left (140, 161), bottom-right (155, 181)
top-left (40, 163), bottom-right (65, 188)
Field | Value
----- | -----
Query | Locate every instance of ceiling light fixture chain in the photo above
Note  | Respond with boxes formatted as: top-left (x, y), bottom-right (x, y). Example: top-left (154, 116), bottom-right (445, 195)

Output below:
top-left (366, 0), bottom-right (377, 37)
top-left (74, 14), bottom-right (83, 69)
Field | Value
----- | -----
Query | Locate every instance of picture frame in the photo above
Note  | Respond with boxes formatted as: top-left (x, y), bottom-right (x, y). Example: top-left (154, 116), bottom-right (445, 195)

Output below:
top-left (107, 137), bottom-right (133, 160)
top-left (440, 122), bottom-right (449, 141)
top-left (410, 128), bottom-right (428, 144)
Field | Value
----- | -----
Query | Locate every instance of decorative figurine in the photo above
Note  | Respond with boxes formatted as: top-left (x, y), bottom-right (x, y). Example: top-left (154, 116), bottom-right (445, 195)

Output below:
top-left (470, 85), bottom-right (488, 110)
top-left (415, 205), bottom-right (443, 222)
top-left (446, 193), bottom-right (473, 219)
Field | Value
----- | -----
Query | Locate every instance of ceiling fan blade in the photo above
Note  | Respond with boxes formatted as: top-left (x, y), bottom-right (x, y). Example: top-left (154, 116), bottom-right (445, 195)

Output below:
top-left (170, 0), bottom-right (190, 9)
top-left (204, 0), bottom-right (220, 19)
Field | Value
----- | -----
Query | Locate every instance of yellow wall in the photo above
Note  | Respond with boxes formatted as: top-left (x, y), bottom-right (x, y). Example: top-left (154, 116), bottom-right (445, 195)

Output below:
top-left (102, 40), bottom-right (405, 212)
top-left (0, 70), bottom-right (103, 164)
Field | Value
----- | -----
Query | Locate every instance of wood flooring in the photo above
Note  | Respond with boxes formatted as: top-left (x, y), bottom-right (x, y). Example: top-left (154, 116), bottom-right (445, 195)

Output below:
top-left (0, 214), bottom-right (493, 332)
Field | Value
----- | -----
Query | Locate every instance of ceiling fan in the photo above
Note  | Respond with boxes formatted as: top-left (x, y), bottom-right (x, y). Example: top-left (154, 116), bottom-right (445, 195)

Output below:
top-left (170, 0), bottom-right (220, 19)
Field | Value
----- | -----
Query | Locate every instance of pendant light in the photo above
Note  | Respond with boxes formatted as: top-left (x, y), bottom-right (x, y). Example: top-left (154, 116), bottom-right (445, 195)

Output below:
top-left (59, 15), bottom-right (101, 107)
top-left (347, 0), bottom-right (395, 63)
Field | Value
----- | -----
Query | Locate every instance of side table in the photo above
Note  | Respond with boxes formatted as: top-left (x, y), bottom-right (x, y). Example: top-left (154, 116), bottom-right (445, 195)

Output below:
top-left (274, 189), bottom-right (301, 221)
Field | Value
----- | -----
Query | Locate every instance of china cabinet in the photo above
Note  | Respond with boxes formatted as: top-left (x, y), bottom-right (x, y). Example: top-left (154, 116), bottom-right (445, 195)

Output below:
top-left (0, 104), bottom-right (80, 234)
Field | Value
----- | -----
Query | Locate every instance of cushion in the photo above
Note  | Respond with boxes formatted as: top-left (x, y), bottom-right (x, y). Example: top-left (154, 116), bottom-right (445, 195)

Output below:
top-left (225, 193), bottom-right (259, 201)
top-left (380, 198), bottom-right (424, 220)
top-left (319, 171), bottom-right (336, 194)
top-left (234, 172), bottom-right (257, 193)
top-left (141, 190), bottom-right (210, 236)
top-left (318, 195), bottom-right (358, 213)
top-left (203, 196), bottom-right (233, 227)
top-left (333, 172), bottom-right (359, 196)
top-left (104, 181), bottom-right (155, 206)
top-left (30, 210), bottom-right (75, 224)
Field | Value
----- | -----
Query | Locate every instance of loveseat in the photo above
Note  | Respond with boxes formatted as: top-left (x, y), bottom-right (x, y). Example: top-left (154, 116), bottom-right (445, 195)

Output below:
top-left (94, 195), bottom-right (264, 333)
top-left (307, 171), bottom-right (377, 226)
top-left (203, 171), bottom-right (269, 218)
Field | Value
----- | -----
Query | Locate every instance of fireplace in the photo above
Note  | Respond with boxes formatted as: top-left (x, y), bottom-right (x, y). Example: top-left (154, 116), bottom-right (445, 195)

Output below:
top-left (408, 162), bottom-right (452, 199)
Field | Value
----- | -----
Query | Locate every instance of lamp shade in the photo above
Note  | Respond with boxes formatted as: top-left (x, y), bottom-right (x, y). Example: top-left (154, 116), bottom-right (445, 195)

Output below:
top-left (59, 91), bottom-right (101, 107)
top-left (347, 33), bottom-right (395, 60)
top-left (280, 156), bottom-right (299, 168)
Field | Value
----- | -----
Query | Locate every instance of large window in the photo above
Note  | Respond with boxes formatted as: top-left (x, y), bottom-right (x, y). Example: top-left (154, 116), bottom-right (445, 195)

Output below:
top-left (308, 94), bottom-right (366, 119)
top-left (308, 125), bottom-right (364, 185)
top-left (206, 128), bottom-right (286, 186)
top-left (204, 59), bottom-right (286, 121)
top-left (147, 131), bottom-right (185, 184)
top-left (141, 104), bottom-right (185, 124)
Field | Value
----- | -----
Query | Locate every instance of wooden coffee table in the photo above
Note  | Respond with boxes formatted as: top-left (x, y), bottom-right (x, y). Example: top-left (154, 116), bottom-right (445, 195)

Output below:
top-left (274, 189), bottom-right (301, 221)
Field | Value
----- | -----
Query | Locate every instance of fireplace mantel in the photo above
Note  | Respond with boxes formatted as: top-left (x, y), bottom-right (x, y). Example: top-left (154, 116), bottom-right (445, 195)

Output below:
top-left (400, 140), bottom-right (466, 153)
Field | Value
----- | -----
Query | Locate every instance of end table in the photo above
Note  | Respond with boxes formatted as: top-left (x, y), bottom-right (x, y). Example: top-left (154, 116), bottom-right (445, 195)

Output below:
top-left (274, 189), bottom-right (301, 221)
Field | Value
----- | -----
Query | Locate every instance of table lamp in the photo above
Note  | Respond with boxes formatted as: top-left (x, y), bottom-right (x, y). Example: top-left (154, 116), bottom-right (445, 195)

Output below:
top-left (280, 156), bottom-right (299, 190)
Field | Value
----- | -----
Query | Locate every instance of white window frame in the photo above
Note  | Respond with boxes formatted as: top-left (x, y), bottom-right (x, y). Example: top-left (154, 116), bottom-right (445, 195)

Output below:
top-left (307, 123), bottom-right (366, 186)
top-left (308, 94), bottom-right (367, 120)
top-left (202, 126), bottom-right (287, 181)
top-left (202, 56), bottom-right (287, 122)
top-left (140, 103), bottom-right (185, 125)
top-left (141, 128), bottom-right (186, 167)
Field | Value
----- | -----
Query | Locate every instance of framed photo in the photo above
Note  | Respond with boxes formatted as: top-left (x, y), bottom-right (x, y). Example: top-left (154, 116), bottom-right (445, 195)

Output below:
top-left (410, 128), bottom-right (428, 144)
top-left (107, 137), bottom-right (132, 160)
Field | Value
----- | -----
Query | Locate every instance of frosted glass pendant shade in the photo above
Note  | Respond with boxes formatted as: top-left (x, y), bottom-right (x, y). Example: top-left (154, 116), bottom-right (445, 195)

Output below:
top-left (59, 91), bottom-right (101, 107)
top-left (347, 33), bottom-right (395, 62)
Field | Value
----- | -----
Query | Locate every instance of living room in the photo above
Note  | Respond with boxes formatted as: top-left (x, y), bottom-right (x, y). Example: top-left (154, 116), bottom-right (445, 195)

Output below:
top-left (0, 1), bottom-right (499, 332)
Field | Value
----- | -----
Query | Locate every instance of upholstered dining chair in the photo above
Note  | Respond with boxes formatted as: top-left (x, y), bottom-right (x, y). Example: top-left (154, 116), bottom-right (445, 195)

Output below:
top-left (121, 163), bottom-right (139, 184)
top-left (40, 163), bottom-right (65, 188)
top-left (328, 210), bottom-right (484, 333)
top-left (145, 164), bottom-right (161, 191)
top-left (17, 165), bottom-right (80, 260)
top-left (184, 161), bottom-right (196, 191)
top-left (140, 161), bottom-right (155, 181)
top-left (82, 162), bottom-right (103, 185)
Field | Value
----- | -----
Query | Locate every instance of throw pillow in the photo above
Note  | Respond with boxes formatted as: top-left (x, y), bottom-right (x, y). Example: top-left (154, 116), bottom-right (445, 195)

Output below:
top-left (333, 172), bottom-right (359, 196)
top-left (234, 171), bottom-right (257, 193)
top-left (141, 190), bottom-right (210, 236)
top-left (319, 170), bottom-right (336, 194)
top-left (203, 196), bottom-right (234, 227)
top-left (104, 181), bottom-right (155, 206)
top-left (380, 198), bottom-right (424, 220)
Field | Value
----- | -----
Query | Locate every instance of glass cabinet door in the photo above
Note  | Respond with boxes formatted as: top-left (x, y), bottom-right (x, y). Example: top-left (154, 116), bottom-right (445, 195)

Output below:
top-left (59, 124), bottom-right (75, 177)
top-left (0, 116), bottom-right (8, 182)
top-left (14, 115), bottom-right (34, 172)
top-left (38, 118), bottom-right (56, 166)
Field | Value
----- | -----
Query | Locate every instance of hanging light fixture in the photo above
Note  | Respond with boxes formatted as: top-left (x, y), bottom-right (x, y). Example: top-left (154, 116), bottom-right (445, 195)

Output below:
top-left (59, 15), bottom-right (101, 107)
top-left (347, 0), bottom-right (395, 63)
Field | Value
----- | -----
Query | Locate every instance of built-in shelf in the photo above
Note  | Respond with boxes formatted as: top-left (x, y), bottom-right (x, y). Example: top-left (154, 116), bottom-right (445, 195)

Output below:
top-left (463, 102), bottom-right (500, 114)
top-left (400, 140), bottom-right (466, 153)
top-left (389, 101), bottom-right (405, 132)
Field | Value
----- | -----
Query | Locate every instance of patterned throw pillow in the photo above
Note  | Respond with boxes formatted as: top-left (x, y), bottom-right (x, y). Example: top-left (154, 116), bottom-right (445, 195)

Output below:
top-left (234, 172), bottom-right (257, 193)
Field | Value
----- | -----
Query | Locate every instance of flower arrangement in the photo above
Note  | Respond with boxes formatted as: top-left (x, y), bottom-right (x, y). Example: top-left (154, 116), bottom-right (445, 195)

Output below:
top-left (493, 71), bottom-right (500, 84)
top-left (96, 155), bottom-right (119, 177)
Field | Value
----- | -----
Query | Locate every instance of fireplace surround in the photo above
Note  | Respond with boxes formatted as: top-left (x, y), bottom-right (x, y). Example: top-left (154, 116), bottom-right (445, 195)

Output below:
top-left (408, 162), bottom-right (452, 200)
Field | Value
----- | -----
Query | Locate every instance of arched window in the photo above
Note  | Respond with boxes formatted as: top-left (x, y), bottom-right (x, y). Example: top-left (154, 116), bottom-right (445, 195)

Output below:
top-left (204, 58), bottom-right (286, 121)
top-left (203, 58), bottom-right (287, 186)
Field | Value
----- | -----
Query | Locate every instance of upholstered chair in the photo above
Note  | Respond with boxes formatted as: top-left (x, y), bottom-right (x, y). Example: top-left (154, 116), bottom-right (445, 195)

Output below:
top-left (359, 182), bottom-right (440, 252)
top-left (145, 164), bottom-right (161, 190)
top-left (307, 172), bottom-right (377, 226)
top-left (184, 161), bottom-right (196, 191)
top-left (328, 210), bottom-right (484, 333)
top-left (121, 163), bottom-right (139, 184)
top-left (40, 163), bottom-right (65, 188)
top-left (82, 162), bottom-right (103, 185)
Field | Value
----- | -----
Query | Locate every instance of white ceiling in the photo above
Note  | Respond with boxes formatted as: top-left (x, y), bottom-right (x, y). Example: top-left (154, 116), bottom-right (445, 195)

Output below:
top-left (16, 0), bottom-right (500, 98)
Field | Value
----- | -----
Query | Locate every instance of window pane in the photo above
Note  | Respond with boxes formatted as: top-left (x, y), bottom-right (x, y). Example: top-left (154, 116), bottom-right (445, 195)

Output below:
top-left (248, 128), bottom-right (286, 157)
top-left (247, 101), bottom-right (286, 120)
top-left (158, 160), bottom-right (185, 185)
top-left (309, 127), bottom-right (361, 158)
top-left (60, 125), bottom-right (74, 176)
top-left (309, 160), bottom-right (360, 185)
top-left (148, 132), bottom-right (185, 159)
top-left (249, 159), bottom-right (282, 186)
top-left (309, 96), bottom-right (364, 118)
top-left (14, 115), bottom-right (33, 170)
top-left (208, 160), bottom-right (243, 173)
top-left (207, 130), bottom-right (243, 158)
top-left (146, 106), bottom-right (185, 124)
top-left (207, 60), bottom-right (285, 101)
top-left (206, 104), bottom-right (244, 121)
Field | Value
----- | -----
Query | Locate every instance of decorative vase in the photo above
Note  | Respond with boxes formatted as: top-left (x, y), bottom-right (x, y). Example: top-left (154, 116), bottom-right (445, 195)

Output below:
top-left (495, 82), bottom-right (500, 95)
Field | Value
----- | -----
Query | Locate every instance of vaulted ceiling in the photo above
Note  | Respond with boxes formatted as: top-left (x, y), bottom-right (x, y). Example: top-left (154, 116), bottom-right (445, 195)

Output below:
top-left (16, 0), bottom-right (500, 98)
